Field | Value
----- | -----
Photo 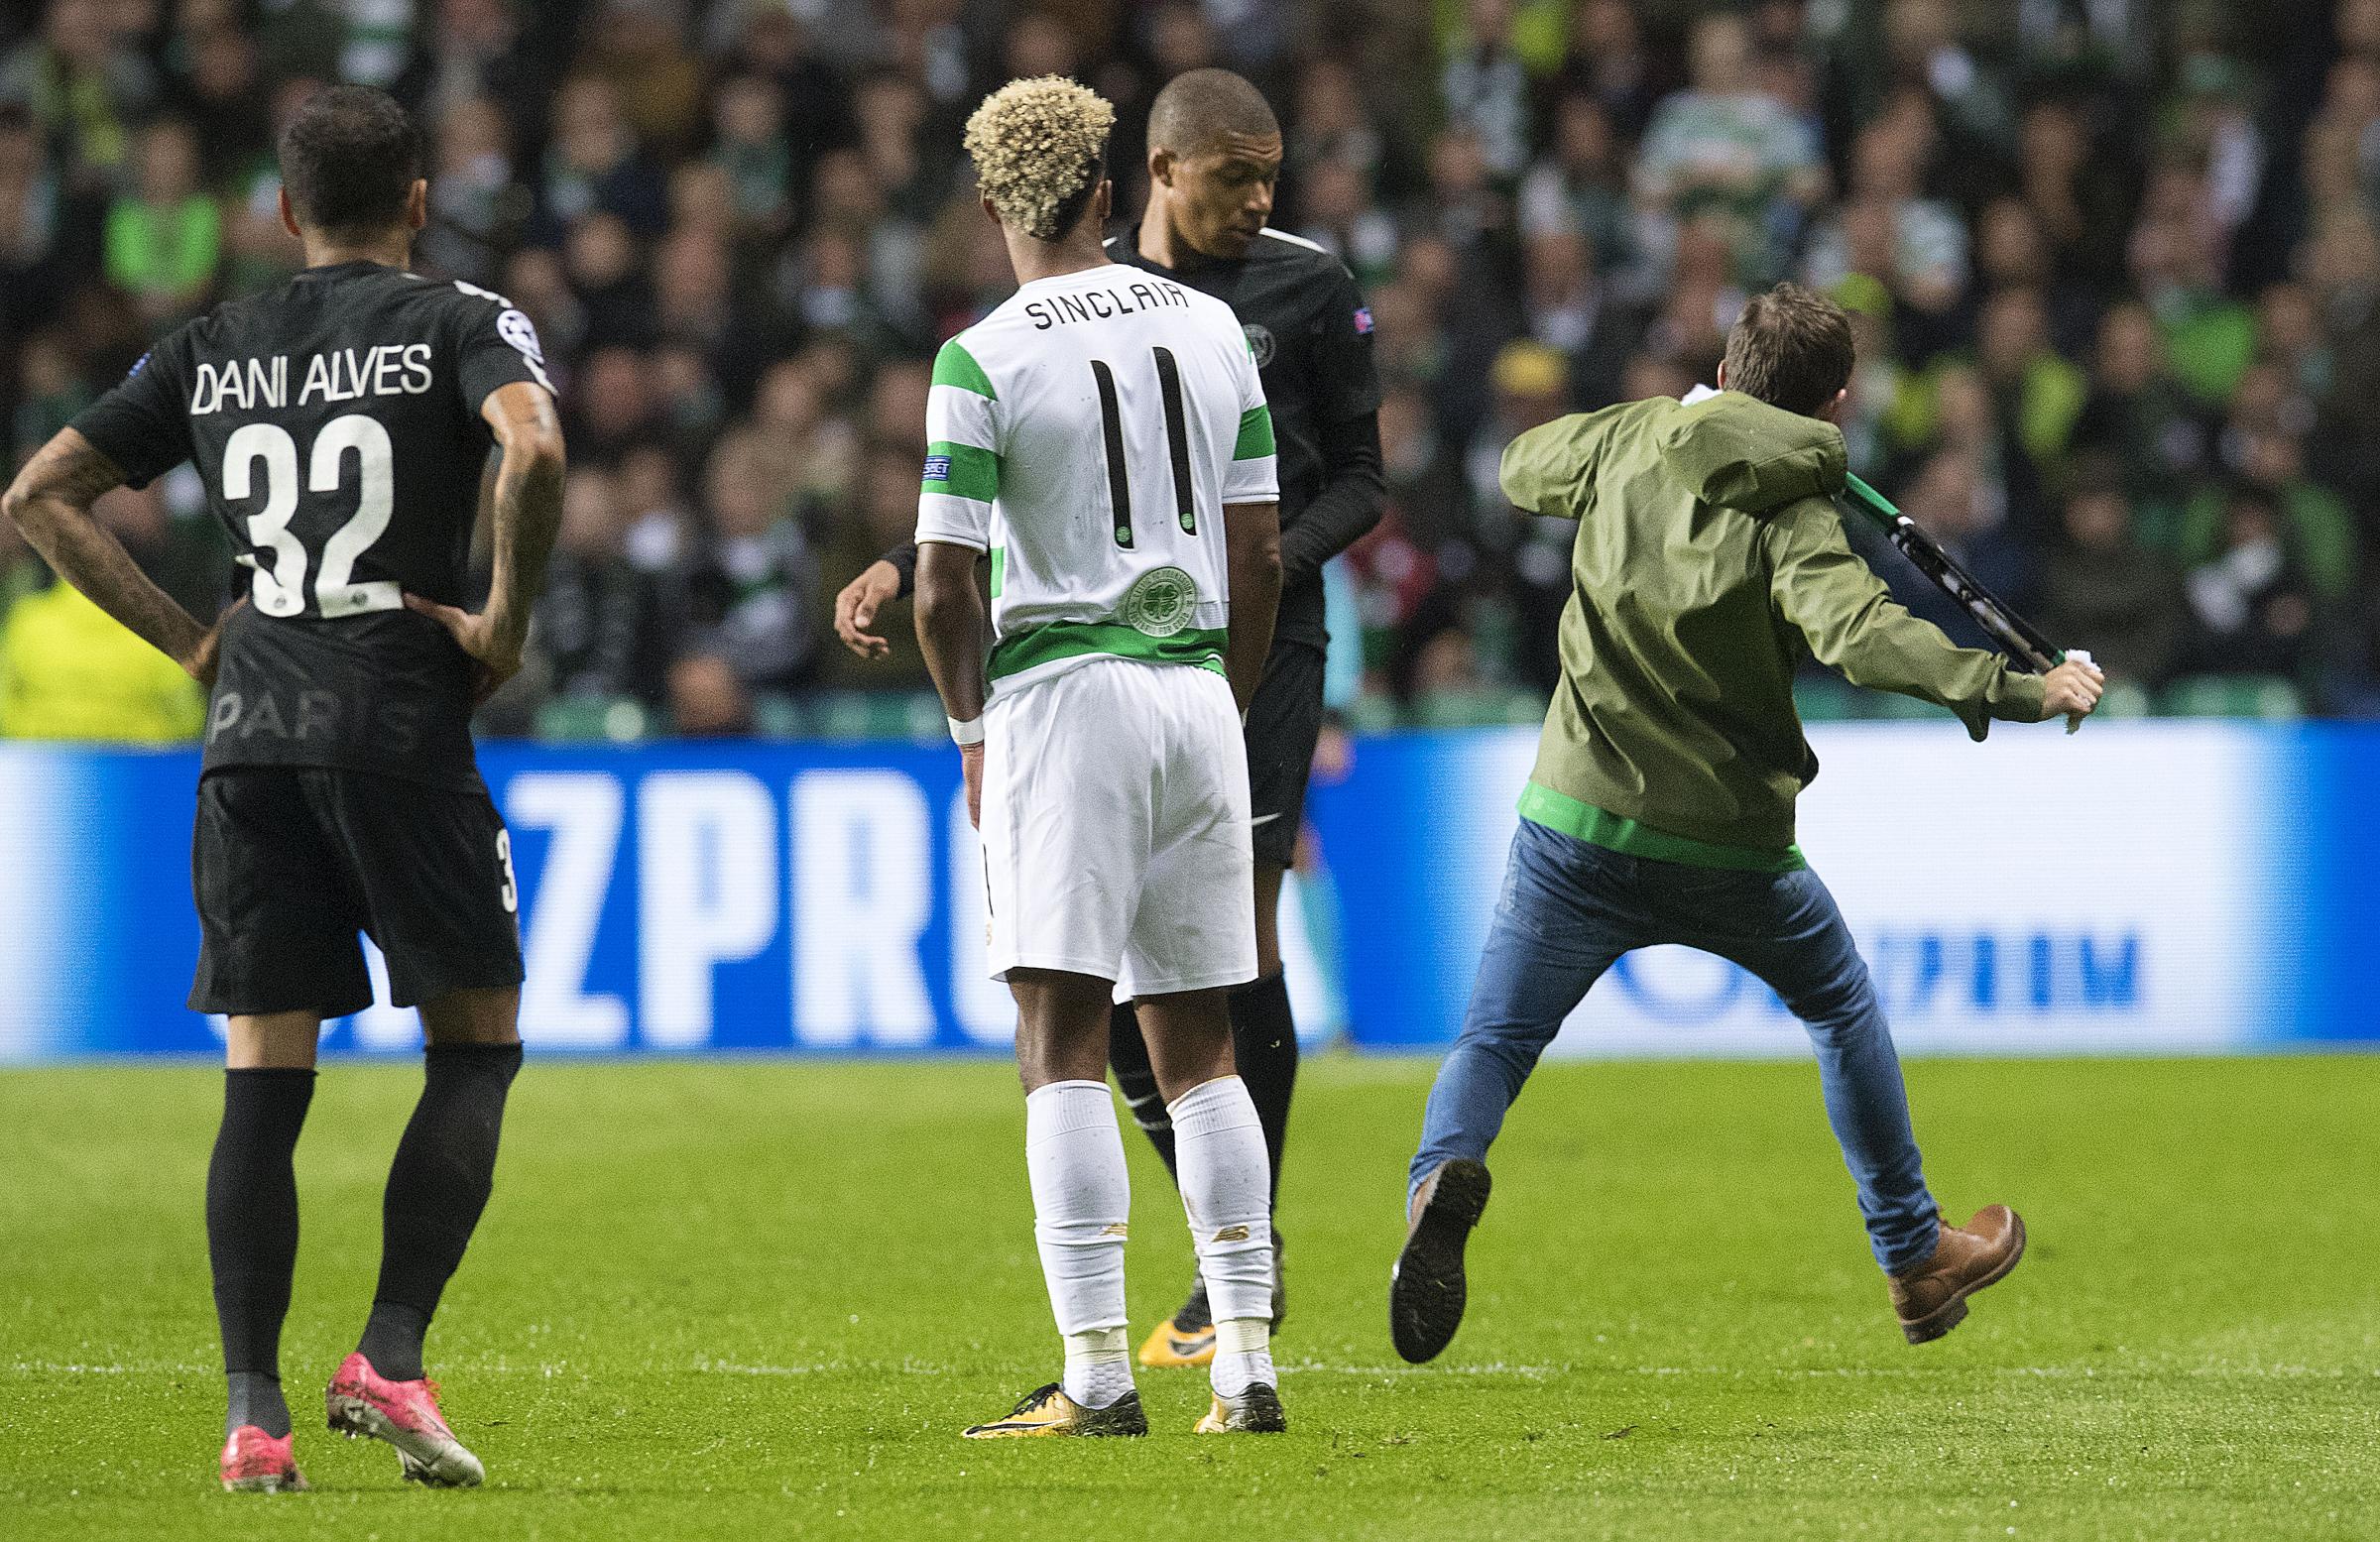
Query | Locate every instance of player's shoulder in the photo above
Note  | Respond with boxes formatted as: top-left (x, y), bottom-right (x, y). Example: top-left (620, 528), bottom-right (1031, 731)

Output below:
top-left (930, 322), bottom-right (1007, 400)
top-left (1250, 227), bottom-right (1356, 285)
top-left (402, 273), bottom-right (524, 326)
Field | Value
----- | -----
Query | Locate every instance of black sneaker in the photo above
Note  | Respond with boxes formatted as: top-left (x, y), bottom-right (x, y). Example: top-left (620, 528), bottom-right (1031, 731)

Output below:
top-left (1389, 1158), bottom-right (1491, 1364)
top-left (1194, 1382), bottom-right (1288, 1433)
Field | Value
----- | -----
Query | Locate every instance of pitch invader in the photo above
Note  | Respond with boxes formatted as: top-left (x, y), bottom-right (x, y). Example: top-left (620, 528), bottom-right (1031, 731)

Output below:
top-left (3, 87), bottom-right (563, 1491)
top-left (839, 67), bottom-right (1384, 1366)
top-left (910, 76), bottom-right (1287, 1437)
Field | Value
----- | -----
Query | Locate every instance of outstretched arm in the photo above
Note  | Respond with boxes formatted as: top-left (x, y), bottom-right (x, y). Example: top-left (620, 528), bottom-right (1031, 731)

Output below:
top-left (406, 380), bottom-right (566, 699)
top-left (2, 427), bottom-right (217, 680)
top-left (1766, 503), bottom-right (2059, 736)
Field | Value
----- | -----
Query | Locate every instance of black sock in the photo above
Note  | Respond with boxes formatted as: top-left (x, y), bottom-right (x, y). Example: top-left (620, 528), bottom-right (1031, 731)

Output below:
top-left (226, 1371), bottom-right (288, 1439)
top-left (357, 1043), bottom-right (522, 1382)
top-left (1229, 972), bottom-right (1299, 1205)
top-left (1106, 1001), bottom-right (1178, 1180)
top-left (207, 1068), bottom-right (315, 1438)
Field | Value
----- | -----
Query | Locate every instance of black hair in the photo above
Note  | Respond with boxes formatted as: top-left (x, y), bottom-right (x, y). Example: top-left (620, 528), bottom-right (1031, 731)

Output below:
top-left (1147, 67), bottom-right (1279, 157)
top-left (277, 84), bottom-right (422, 236)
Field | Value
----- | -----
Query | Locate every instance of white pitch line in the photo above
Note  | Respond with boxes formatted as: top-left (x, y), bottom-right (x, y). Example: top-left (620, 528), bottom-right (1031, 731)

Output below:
top-left (16, 1360), bottom-right (2371, 1382)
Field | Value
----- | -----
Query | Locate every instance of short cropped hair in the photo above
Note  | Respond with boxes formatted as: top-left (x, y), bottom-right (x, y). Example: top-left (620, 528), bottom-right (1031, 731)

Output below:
top-left (278, 84), bottom-right (422, 235)
top-left (963, 76), bottom-right (1115, 242)
top-left (1147, 67), bottom-right (1278, 156)
top-left (1722, 283), bottom-right (1856, 417)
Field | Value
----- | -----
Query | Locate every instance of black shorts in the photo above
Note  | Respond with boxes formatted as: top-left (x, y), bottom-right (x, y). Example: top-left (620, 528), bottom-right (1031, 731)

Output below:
top-left (1243, 640), bottom-right (1327, 870)
top-left (189, 767), bottom-right (525, 1018)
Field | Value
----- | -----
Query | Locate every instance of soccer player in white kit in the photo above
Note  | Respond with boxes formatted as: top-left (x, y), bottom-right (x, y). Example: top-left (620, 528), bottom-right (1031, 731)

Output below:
top-left (912, 76), bottom-right (1287, 1438)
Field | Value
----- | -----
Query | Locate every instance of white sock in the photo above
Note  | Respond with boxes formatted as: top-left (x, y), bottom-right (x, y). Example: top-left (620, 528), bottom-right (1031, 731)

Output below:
top-left (1023, 1080), bottom-right (1133, 1410)
top-left (1168, 1076), bottom-right (1275, 1396)
top-left (1211, 1316), bottom-right (1275, 1399)
top-left (1063, 1327), bottom-right (1133, 1410)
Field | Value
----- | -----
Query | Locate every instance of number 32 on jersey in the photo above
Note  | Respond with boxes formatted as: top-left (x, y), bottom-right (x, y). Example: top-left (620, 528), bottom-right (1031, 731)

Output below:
top-left (221, 414), bottom-right (399, 619)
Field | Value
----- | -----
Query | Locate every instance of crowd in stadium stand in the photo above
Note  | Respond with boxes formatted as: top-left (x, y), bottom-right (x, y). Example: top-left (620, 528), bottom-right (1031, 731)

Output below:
top-left (2, 0), bottom-right (2377, 741)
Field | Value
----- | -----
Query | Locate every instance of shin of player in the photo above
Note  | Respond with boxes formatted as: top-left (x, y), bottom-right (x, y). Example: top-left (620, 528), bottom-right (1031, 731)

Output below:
top-left (6, 85), bottom-right (563, 1491)
top-left (913, 77), bottom-right (1287, 1438)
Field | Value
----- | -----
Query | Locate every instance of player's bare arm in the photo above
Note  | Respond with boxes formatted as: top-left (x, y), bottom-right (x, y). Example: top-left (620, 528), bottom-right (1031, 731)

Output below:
top-left (405, 380), bottom-right (565, 700)
top-left (2, 427), bottom-right (219, 682)
top-left (834, 557), bottom-right (904, 658)
top-left (912, 539), bottom-right (988, 823)
top-left (1223, 499), bottom-right (1282, 713)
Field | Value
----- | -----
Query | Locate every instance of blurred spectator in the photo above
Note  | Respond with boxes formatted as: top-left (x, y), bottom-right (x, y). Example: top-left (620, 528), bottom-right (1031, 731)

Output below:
top-left (2185, 482), bottom-right (2320, 679)
top-left (668, 652), bottom-right (752, 737)
top-left (2130, 163), bottom-right (2258, 409)
top-left (1634, 12), bottom-right (1824, 285)
top-left (171, 21), bottom-right (269, 183)
top-left (0, 488), bottom-right (204, 742)
top-left (709, 72), bottom-right (795, 242)
top-left (1803, 105), bottom-right (1965, 335)
top-left (105, 119), bottom-right (219, 331)
top-left (1441, 0), bottom-right (1533, 180)
top-left (1551, 1), bottom-right (1667, 142)
top-left (2036, 462), bottom-right (2191, 688)
top-left (539, 74), bottom-right (668, 240)
top-left (681, 427), bottom-right (820, 695)
top-left (533, 465), bottom-right (676, 708)
top-left (2073, 300), bottom-right (2209, 522)
top-left (419, 95), bottom-right (527, 286)
top-left (1878, 447), bottom-right (2037, 653)
top-left (1519, 93), bottom-right (1644, 301)
top-left (1520, 226), bottom-right (1640, 409)
top-left (0, 0), bottom-right (156, 181)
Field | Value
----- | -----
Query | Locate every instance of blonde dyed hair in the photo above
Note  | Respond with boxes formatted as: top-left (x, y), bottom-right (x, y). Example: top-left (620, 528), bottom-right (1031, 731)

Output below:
top-left (963, 75), bottom-right (1115, 242)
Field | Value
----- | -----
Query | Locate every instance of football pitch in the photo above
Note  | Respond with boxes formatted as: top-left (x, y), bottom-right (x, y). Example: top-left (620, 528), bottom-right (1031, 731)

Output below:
top-left (4, 1053), bottom-right (2375, 1541)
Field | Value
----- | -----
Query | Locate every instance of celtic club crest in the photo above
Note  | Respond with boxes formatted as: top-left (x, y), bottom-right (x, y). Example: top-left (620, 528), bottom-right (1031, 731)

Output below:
top-left (1122, 566), bottom-right (1196, 637)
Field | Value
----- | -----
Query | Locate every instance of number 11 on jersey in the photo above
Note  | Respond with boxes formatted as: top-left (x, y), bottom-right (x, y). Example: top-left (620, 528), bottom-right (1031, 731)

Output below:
top-left (1089, 346), bottom-right (1199, 551)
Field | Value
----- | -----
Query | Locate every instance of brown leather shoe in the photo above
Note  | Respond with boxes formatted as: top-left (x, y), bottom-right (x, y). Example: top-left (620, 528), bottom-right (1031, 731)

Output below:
top-left (1888, 1205), bottom-right (2027, 1344)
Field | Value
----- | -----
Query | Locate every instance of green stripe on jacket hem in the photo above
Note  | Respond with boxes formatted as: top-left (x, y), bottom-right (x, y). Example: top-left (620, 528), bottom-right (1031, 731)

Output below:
top-left (1515, 781), bottom-right (1806, 873)
top-left (989, 622), bottom-right (1228, 681)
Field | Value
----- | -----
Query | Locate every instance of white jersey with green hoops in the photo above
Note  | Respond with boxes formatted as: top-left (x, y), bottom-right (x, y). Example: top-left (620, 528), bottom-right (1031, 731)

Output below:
top-left (913, 262), bottom-right (1278, 699)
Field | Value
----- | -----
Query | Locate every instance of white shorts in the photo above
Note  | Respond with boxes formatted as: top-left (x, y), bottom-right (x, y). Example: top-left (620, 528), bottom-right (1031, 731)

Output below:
top-left (981, 656), bottom-right (1256, 999)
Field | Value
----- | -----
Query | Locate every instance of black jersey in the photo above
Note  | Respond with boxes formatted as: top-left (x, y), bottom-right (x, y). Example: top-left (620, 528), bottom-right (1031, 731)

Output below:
top-left (71, 260), bottom-right (551, 789)
top-left (1105, 229), bottom-right (1381, 649)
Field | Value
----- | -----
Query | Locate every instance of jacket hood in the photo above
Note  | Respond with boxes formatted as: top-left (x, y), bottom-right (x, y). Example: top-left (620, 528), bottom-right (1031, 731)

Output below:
top-left (1657, 389), bottom-right (1846, 515)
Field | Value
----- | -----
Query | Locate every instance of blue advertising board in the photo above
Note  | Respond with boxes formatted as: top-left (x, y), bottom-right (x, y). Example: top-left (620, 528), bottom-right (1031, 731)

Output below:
top-left (0, 721), bottom-right (2372, 1062)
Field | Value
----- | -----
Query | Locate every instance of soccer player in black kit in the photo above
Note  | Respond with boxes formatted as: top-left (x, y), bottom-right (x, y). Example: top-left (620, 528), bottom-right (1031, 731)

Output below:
top-left (2, 86), bottom-right (563, 1493)
top-left (835, 68), bottom-right (1384, 1366)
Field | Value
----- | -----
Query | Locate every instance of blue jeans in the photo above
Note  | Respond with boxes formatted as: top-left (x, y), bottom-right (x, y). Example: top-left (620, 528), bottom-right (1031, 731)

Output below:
top-left (1409, 818), bottom-right (1941, 1274)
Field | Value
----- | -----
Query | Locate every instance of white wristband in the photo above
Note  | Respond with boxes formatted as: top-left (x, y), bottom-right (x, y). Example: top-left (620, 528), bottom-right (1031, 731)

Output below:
top-left (948, 716), bottom-right (985, 746)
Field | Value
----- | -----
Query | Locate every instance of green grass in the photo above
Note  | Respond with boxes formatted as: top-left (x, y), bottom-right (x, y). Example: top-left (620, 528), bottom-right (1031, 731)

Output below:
top-left (3, 1054), bottom-right (2376, 1540)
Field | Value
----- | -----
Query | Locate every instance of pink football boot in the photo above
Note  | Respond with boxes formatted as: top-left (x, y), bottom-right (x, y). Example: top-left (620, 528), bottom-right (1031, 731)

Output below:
top-left (219, 1426), bottom-right (307, 1493)
top-left (324, 1353), bottom-right (485, 1487)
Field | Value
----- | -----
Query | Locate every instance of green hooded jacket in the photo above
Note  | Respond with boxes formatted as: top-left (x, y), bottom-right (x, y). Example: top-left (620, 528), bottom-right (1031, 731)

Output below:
top-left (1500, 389), bottom-right (2049, 868)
